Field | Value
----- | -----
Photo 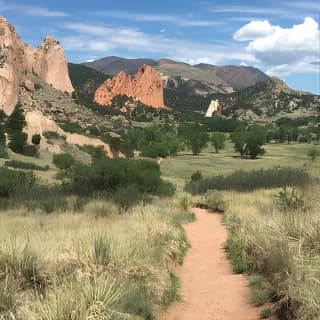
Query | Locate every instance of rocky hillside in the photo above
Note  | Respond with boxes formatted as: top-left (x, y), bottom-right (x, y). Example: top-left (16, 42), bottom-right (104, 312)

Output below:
top-left (94, 65), bottom-right (166, 109)
top-left (165, 78), bottom-right (320, 121)
top-left (83, 56), bottom-right (269, 94)
top-left (0, 16), bottom-right (73, 115)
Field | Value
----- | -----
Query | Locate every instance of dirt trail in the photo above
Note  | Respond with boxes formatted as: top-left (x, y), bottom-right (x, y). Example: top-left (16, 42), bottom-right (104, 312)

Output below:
top-left (161, 208), bottom-right (262, 320)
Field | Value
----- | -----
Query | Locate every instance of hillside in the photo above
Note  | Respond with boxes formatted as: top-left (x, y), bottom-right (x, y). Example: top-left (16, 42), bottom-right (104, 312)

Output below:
top-left (165, 78), bottom-right (320, 121)
top-left (83, 56), bottom-right (156, 75)
top-left (82, 56), bottom-right (270, 93)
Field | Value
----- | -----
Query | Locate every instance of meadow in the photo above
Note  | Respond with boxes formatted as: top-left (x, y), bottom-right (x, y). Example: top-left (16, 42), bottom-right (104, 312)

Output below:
top-left (161, 141), bottom-right (319, 187)
top-left (0, 138), bottom-right (319, 320)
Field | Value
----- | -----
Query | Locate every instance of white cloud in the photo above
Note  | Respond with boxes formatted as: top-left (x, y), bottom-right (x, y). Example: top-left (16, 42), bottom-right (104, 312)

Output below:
top-left (233, 20), bottom-right (275, 41)
top-left (62, 22), bottom-right (255, 65)
top-left (210, 5), bottom-right (289, 15)
top-left (93, 10), bottom-right (221, 27)
top-left (233, 17), bottom-right (320, 75)
top-left (160, 29), bottom-right (166, 33)
top-left (0, 1), bottom-right (69, 17)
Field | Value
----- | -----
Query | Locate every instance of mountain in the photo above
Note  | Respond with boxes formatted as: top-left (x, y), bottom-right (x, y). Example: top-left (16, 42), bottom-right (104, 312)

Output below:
top-left (83, 56), bottom-right (156, 75)
top-left (82, 56), bottom-right (270, 94)
top-left (0, 16), bottom-right (73, 115)
top-left (94, 65), bottom-right (166, 109)
top-left (194, 64), bottom-right (269, 89)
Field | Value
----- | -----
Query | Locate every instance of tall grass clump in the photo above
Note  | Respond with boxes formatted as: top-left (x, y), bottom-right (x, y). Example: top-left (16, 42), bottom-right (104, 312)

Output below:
top-left (185, 166), bottom-right (313, 194)
top-left (223, 183), bottom-right (320, 319)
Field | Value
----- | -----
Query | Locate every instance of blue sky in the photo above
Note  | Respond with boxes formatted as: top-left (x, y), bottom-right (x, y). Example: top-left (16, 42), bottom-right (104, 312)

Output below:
top-left (0, 0), bottom-right (319, 93)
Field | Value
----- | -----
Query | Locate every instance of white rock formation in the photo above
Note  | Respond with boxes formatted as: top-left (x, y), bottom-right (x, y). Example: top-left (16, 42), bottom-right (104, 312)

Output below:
top-left (205, 99), bottom-right (220, 117)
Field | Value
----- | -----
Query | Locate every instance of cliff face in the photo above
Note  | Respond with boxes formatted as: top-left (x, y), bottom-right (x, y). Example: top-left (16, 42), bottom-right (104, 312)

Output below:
top-left (94, 65), bottom-right (166, 109)
top-left (0, 16), bottom-right (73, 115)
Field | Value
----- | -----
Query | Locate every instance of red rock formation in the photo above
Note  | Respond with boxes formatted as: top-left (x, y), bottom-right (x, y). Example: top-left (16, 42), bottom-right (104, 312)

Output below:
top-left (0, 16), bottom-right (73, 115)
top-left (94, 65), bottom-right (166, 109)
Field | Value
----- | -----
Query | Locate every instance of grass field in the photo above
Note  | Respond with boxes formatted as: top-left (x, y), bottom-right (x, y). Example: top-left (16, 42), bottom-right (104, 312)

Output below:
top-left (161, 141), bottom-right (320, 187)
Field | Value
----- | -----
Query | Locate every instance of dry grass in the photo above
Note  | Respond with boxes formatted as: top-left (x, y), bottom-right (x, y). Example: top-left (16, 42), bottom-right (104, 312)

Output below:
top-left (222, 183), bottom-right (320, 319)
top-left (0, 199), bottom-right (189, 319)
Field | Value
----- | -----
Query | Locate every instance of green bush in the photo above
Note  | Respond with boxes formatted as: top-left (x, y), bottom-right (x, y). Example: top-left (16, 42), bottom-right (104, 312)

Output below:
top-left (43, 131), bottom-right (62, 140)
top-left (31, 133), bottom-right (41, 145)
top-left (0, 167), bottom-right (35, 198)
top-left (191, 170), bottom-right (203, 182)
top-left (22, 144), bottom-right (39, 157)
top-left (5, 160), bottom-right (49, 171)
top-left (0, 145), bottom-right (8, 158)
top-left (53, 153), bottom-right (75, 170)
top-left (185, 167), bottom-right (312, 194)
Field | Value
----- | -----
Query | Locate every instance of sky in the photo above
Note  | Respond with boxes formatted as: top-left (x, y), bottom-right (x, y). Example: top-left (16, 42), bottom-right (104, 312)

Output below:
top-left (0, 0), bottom-right (319, 94)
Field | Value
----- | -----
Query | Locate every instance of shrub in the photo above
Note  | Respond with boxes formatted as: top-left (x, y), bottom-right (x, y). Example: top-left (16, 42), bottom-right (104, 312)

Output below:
top-left (5, 160), bottom-right (49, 171)
top-left (0, 243), bottom-right (47, 290)
top-left (119, 283), bottom-right (153, 319)
top-left (53, 153), bottom-right (75, 170)
top-left (43, 131), bottom-right (62, 140)
top-left (308, 147), bottom-right (320, 162)
top-left (191, 170), bottom-right (203, 182)
top-left (31, 133), bottom-right (41, 145)
top-left (0, 167), bottom-right (35, 198)
top-left (261, 308), bottom-right (272, 319)
top-left (0, 145), bottom-right (8, 158)
top-left (22, 144), bottom-right (39, 157)
top-left (0, 275), bottom-right (17, 316)
top-left (203, 190), bottom-right (226, 212)
top-left (185, 167), bottom-right (312, 194)
top-left (71, 158), bottom-right (174, 196)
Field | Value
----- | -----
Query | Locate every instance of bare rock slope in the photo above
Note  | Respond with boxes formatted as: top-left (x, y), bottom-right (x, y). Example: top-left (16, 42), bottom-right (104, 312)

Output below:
top-left (0, 16), bottom-right (73, 115)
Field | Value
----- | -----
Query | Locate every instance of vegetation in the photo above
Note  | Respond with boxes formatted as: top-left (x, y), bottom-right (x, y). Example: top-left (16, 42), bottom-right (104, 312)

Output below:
top-left (231, 126), bottom-right (267, 159)
top-left (53, 153), bottom-right (75, 170)
top-left (179, 123), bottom-right (209, 155)
top-left (5, 160), bottom-right (49, 171)
top-left (185, 167), bottom-right (312, 194)
top-left (210, 131), bottom-right (226, 153)
top-left (31, 133), bottom-right (41, 145)
top-left (0, 198), bottom-right (191, 319)
top-left (222, 183), bottom-right (320, 319)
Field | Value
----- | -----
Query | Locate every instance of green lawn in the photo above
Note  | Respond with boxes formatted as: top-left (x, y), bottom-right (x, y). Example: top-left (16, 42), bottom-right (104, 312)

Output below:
top-left (161, 141), bottom-right (320, 187)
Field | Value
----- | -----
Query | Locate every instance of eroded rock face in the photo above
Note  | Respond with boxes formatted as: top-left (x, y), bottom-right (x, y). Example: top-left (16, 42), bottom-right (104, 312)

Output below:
top-left (0, 16), bottom-right (73, 115)
top-left (94, 65), bottom-right (166, 109)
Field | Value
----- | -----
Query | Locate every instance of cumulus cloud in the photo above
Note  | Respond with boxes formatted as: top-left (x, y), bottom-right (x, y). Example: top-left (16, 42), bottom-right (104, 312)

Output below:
top-left (62, 22), bottom-right (255, 65)
top-left (233, 17), bottom-right (320, 75)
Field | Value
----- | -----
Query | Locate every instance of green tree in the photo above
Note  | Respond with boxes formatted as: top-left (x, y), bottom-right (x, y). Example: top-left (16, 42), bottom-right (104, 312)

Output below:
top-left (245, 130), bottom-right (266, 159)
top-left (179, 124), bottom-right (209, 156)
top-left (308, 148), bottom-right (320, 162)
top-left (6, 102), bottom-right (25, 132)
top-left (231, 128), bottom-right (266, 159)
top-left (31, 134), bottom-right (41, 145)
top-left (0, 124), bottom-right (5, 145)
top-left (210, 132), bottom-right (226, 153)
top-left (8, 131), bottom-right (27, 154)
top-left (231, 130), bottom-right (247, 158)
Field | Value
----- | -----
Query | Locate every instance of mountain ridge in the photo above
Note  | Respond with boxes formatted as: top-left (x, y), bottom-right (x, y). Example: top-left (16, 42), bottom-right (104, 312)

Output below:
top-left (82, 56), bottom-right (270, 93)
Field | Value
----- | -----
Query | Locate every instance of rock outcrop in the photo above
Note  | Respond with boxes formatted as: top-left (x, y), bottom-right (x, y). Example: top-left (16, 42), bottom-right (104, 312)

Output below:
top-left (24, 110), bottom-right (121, 158)
top-left (0, 16), bottom-right (73, 115)
top-left (205, 100), bottom-right (221, 117)
top-left (94, 65), bottom-right (166, 109)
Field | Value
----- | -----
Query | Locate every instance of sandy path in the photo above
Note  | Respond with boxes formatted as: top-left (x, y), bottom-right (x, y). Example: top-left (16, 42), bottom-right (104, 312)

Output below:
top-left (160, 208), bottom-right (261, 320)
